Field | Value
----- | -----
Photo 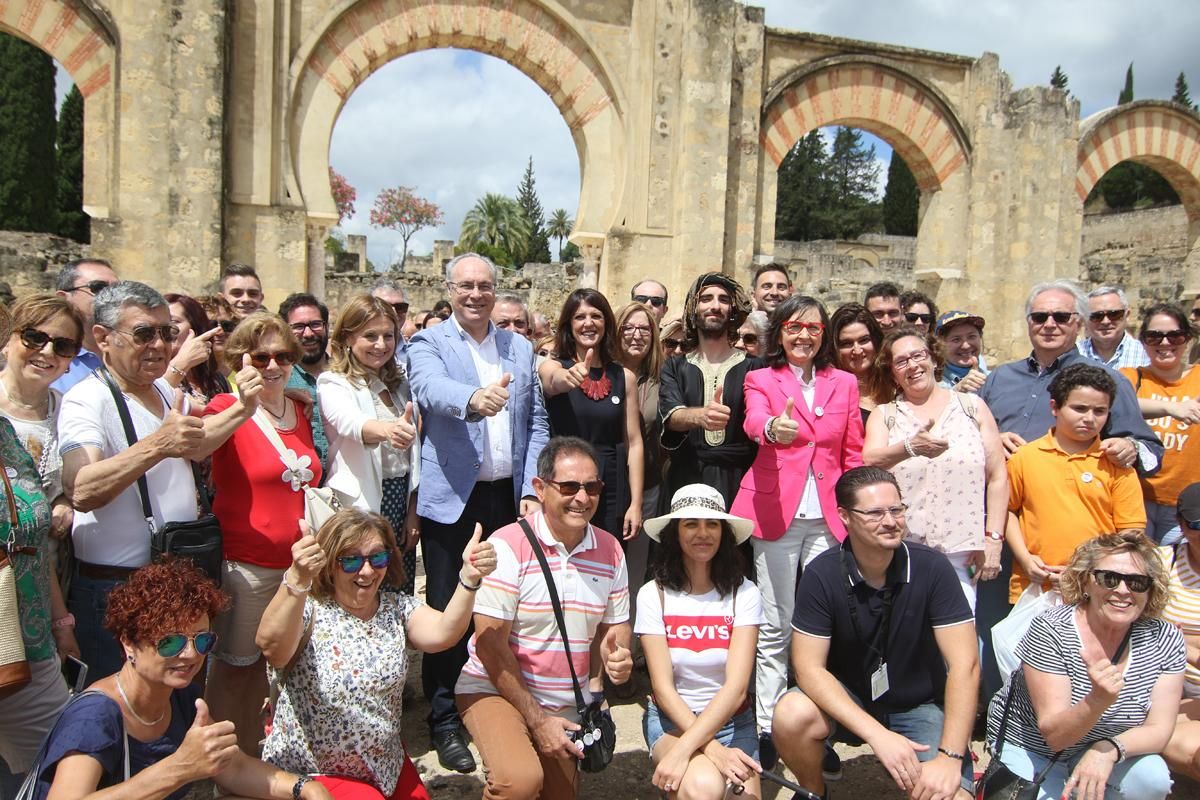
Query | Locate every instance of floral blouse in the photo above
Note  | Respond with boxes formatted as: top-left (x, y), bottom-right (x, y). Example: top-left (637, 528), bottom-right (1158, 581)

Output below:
top-left (0, 417), bottom-right (54, 662)
top-left (262, 590), bottom-right (421, 794)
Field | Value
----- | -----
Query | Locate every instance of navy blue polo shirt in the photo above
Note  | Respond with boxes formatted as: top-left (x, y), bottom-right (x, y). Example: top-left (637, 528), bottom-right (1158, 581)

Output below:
top-left (791, 540), bottom-right (973, 714)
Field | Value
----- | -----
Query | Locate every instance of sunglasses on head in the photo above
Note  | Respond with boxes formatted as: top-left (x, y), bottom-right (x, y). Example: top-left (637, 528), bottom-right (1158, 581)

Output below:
top-left (247, 350), bottom-right (296, 368)
top-left (217, 320), bottom-right (237, 333)
top-left (1089, 309), bottom-right (1127, 323)
top-left (1091, 568), bottom-right (1152, 594)
top-left (337, 551), bottom-right (392, 573)
top-left (736, 332), bottom-right (759, 346)
top-left (544, 478), bottom-right (605, 496)
top-left (19, 327), bottom-right (81, 358)
top-left (633, 295), bottom-right (666, 308)
top-left (1142, 329), bottom-right (1189, 346)
top-left (112, 324), bottom-right (181, 345)
top-left (1027, 311), bottom-right (1076, 326)
top-left (904, 312), bottom-right (933, 324)
top-left (156, 631), bottom-right (218, 658)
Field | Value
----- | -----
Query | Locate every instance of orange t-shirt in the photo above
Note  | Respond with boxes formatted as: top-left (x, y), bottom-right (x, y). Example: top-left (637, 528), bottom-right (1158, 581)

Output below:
top-left (1007, 431), bottom-right (1145, 601)
top-left (1120, 365), bottom-right (1200, 505)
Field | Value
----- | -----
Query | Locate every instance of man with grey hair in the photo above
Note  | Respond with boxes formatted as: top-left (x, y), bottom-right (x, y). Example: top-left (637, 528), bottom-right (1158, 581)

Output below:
top-left (530, 311), bottom-right (551, 341)
top-left (52, 257), bottom-right (119, 393)
top-left (1077, 285), bottom-right (1150, 370)
top-left (491, 293), bottom-right (530, 337)
top-left (58, 281), bottom-right (265, 680)
top-left (370, 276), bottom-right (411, 365)
top-left (631, 279), bottom-right (669, 322)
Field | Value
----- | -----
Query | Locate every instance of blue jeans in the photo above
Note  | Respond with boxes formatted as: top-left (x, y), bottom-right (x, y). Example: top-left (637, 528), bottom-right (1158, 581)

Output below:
top-left (642, 701), bottom-right (759, 759)
top-left (1144, 501), bottom-right (1182, 546)
top-left (996, 742), bottom-right (1172, 799)
top-left (68, 573), bottom-right (127, 683)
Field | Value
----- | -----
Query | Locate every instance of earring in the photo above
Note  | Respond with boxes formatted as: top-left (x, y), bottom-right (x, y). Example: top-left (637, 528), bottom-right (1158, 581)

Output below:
top-left (126, 653), bottom-right (136, 665)
top-left (1082, 592), bottom-right (1090, 601)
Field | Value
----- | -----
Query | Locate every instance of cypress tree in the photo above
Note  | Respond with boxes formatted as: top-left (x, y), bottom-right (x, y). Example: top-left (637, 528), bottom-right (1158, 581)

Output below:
top-left (56, 84), bottom-right (88, 242)
top-left (514, 156), bottom-right (551, 267)
top-left (1173, 72), bottom-right (1198, 111)
top-left (881, 151), bottom-right (919, 236)
top-left (1049, 66), bottom-right (1069, 91)
top-left (0, 33), bottom-right (58, 232)
top-left (1118, 63), bottom-right (1134, 104)
top-left (775, 129), bottom-right (829, 241)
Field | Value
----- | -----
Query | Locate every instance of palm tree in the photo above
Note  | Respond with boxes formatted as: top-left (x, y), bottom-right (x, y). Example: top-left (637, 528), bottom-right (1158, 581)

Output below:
top-left (547, 208), bottom-right (574, 262)
top-left (458, 193), bottom-right (531, 266)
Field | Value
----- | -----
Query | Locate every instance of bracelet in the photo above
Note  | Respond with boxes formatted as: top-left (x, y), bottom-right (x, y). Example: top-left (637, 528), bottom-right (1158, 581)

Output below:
top-left (281, 572), bottom-right (312, 595)
top-left (291, 775), bottom-right (312, 800)
top-left (1100, 736), bottom-right (1126, 764)
top-left (937, 747), bottom-right (964, 761)
top-left (52, 613), bottom-right (76, 629)
top-left (459, 575), bottom-right (482, 592)
top-left (764, 417), bottom-right (779, 444)
top-left (168, 364), bottom-right (187, 379)
top-left (903, 437), bottom-right (917, 458)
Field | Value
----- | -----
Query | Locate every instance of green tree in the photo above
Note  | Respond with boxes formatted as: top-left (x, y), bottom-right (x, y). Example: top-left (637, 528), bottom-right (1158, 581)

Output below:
top-left (513, 157), bottom-right (551, 266)
top-left (881, 151), bottom-right (918, 236)
top-left (560, 241), bottom-right (581, 262)
top-left (1118, 63), bottom-right (1134, 104)
top-left (369, 186), bottom-right (443, 270)
top-left (814, 127), bottom-right (882, 239)
top-left (774, 129), bottom-right (828, 241)
top-left (546, 208), bottom-right (573, 261)
top-left (55, 84), bottom-right (87, 242)
top-left (458, 193), bottom-right (531, 268)
top-left (1173, 72), bottom-right (1198, 111)
top-left (1049, 66), bottom-right (1069, 92)
top-left (0, 33), bottom-right (57, 232)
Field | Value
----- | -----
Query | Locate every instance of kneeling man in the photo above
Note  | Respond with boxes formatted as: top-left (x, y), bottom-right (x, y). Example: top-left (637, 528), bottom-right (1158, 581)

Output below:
top-left (773, 466), bottom-right (978, 799)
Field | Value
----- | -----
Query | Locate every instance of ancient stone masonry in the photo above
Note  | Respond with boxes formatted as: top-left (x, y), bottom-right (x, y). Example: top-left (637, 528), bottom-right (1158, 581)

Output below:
top-left (1, 0), bottom-right (1198, 357)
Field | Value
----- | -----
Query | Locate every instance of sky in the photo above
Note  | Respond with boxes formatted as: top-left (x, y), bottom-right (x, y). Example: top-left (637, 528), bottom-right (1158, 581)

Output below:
top-left (55, 1), bottom-right (1200, 269)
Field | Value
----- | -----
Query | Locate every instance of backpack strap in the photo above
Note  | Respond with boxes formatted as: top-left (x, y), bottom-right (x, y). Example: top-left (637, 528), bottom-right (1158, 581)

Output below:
top-left (953, 391), bottom-right (980, 430)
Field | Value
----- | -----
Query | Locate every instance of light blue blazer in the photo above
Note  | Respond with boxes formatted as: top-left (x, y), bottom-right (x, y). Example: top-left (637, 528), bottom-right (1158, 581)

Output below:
top-left (408, 320), bottom-right (550, 524)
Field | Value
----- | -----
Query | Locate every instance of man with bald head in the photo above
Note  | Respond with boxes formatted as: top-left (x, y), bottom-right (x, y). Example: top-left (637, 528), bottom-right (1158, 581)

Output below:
top-left (631, 279), bottom-right (669, 322)
top-left (53, 258), bottom-right (119, 393)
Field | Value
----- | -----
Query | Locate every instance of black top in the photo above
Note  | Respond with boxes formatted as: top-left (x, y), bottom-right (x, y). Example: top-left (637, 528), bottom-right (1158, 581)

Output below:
top-left (792, 540), bottom-right (973, 714)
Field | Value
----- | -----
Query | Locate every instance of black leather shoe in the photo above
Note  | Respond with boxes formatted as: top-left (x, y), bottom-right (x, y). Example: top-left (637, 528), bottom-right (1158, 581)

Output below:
top-left (432, 727), bottom-right (476, 773)
top-left (759, 731), bottom-right (778, 771)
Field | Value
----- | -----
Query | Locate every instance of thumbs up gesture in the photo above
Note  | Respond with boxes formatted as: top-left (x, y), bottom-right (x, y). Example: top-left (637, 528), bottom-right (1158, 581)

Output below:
top-left (470, 372), bottom-right (513, 417)
top-left (563, 348), bottom-right (595, 390)
top-left (700, 384), bottom-right (731, 431)
top-left (772, 396), bottom-right (800, 445)
top-left (459, 523), bottom-right (497, 586)
top-left (174, 698), bottom-right (239, 779)
top-left (907, 417), bottom-right (949, 458)
top-left (234, 352), bottom-right (264, 412)
top-left (387, 401), bottom-right (417, 450)
top-left (955, 355), bottom-right (987, 394)
top-left (602, 635), bottom-right (634, 685)
top-left (155, 389), bottom-right (205, 457)
top-left (290, 521), bottom-right (326, 584)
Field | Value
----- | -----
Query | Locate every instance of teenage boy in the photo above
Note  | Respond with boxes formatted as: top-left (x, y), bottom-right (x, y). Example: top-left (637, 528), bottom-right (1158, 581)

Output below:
top-left (1006, 363), bottom-right (1146, 603)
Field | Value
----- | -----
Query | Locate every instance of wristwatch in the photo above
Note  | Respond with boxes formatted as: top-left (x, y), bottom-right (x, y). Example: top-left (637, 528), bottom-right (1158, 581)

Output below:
top-left (1101, 736), bottom-right (1127, 764)
top-left (984, 530), bottom-right (1005, 542)
top-left (292, 775), bottom-right (312, 800)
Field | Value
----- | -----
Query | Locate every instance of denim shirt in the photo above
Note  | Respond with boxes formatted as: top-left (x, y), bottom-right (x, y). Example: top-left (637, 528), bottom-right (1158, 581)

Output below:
top-left (286, 364), bottom-right (329, 477)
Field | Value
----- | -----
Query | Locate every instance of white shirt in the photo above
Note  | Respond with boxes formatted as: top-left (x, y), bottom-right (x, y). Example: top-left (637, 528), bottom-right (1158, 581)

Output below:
top-left (450, 316), bottom-right (512, 481)
top-left (58, 375), bottom-right (198, 567)
top-left (789, 364), bottom-right (823, 519)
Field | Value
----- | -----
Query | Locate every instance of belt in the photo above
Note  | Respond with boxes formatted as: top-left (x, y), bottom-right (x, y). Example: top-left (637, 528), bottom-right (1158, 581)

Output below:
top-left (76, 561), bottom-right (138, 581)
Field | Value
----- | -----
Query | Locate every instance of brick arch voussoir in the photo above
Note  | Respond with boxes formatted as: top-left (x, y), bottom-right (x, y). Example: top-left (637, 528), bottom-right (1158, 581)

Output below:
top-left (0, 0), bottom-right (115, 99)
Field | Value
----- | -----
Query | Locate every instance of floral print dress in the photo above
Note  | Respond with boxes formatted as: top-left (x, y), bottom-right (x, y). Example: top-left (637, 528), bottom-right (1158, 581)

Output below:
top-left (262, 589), bottom-right (421, 795)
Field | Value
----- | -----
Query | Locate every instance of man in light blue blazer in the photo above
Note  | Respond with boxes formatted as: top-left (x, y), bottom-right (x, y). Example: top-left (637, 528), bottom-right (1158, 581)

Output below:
top-left (408, 252), bottom-right (550, 772)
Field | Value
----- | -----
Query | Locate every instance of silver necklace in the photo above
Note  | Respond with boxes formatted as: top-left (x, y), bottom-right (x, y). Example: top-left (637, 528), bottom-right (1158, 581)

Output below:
top-left (115, 673), bottom-right (166, 726)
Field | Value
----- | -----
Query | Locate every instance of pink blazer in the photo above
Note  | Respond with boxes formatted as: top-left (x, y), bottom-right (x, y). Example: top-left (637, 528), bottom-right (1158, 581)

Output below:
top-left (730, 364), bottom-right (864, 542)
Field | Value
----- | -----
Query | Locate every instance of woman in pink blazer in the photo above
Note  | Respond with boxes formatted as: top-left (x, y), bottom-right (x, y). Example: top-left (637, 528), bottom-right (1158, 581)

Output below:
top-left (730, 294), bottom-right (864, 758)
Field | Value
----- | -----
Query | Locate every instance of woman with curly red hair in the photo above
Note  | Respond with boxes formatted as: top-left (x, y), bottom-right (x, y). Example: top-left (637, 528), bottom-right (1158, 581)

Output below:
top-left (31, 559), bottom-right (332, 800)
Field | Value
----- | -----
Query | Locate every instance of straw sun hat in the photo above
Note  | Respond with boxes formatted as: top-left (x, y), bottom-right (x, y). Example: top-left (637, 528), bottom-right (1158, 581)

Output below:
top-left (643, 483), bottom-right (755, 544)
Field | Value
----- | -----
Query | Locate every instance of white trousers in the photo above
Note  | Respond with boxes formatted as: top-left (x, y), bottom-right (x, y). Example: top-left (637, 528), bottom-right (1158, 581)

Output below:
top-left (752, 517), bottom-right (836, 732)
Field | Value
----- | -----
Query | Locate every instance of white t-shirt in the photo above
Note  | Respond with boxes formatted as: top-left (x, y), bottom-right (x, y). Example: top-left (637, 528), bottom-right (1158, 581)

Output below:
top-left (635, 578), bottom-right (764, 714)
top-left (59, 375), bottom-right (198, 568)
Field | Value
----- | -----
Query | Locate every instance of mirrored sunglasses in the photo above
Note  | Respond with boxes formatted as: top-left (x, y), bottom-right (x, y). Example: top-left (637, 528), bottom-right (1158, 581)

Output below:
top-left (156, 631), bottom-right (218, 657)
top-left (337, 551), bottom-right (392, 573)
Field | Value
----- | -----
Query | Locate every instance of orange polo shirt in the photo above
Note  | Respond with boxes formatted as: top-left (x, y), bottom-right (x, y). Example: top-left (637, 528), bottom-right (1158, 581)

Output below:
top-left (1007, 430), bottom-right (1145, 601)
top-left (1120, 366), bottom-right (1200, 506)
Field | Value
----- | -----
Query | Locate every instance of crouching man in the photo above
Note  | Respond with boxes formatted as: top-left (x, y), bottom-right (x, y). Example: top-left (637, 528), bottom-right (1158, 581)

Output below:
top-left (773, 466), bottom-right (979, 799)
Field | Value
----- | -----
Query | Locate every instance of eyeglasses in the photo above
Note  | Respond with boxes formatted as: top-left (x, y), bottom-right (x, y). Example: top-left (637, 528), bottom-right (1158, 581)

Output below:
top-left (337, 551), bottom-right (392, 573)
top-left (446, 281), bottom-right (495, 295)
top-left (67, 280), bottom-right (114, 296)
top-left (109, 325), bottom-right (181, 345)
top-left (1089, 309), bottom-right (1127, 323)
top-left (848, 504), bottom-right (908, 523)
top-left (156, 631), bottom-right (218, 658)
top-left (892, 349), bottom-right (930, 370)
top-left (1142, 329), bottom-right (1190, 346)
top-left (19, 328), bottom-right (81, 358)
top-left (247, 350), bottom-right (296, 368)
top-left (621, 325), bottom-right (653, 339)
top-left (736, 332), bottom-right (759, 346)
top-left (904, 312), bottom-right (933, 324)
top-left (781, 321), bottom-right (825, 337)
top-left (1027, 311), bottom-right (1076, 326)
top-left (390, 302), bottom-right (410, 315)
top-left (217, 320), bottom-right (237, 334)
top-left (544, 478), bottom-right (605, 497)
top-left (289, 320), bottom-right (326, 334)
top-left (1091, 569), bottom-right (1152, 594)
top-left (663, 338), bottom-right (685, 351)
top-left (633, 295), bottom-right (666, 308)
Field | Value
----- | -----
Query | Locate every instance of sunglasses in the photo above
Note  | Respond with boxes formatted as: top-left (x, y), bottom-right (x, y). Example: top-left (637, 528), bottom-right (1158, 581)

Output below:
top-left (1183, 518), bottom-right (1200, 532)
top-left (736, 332), bottom-right (759, 346)
top-left (217, 320), bottom-right (237, 334)
top-left (544, 478), bottom-right (605, 496)
top-left (337, 551), bottom-right (392, 573)
top-left (156, 631), bottom-right (218, 658)
top-left (633, 295), bottom-right (666, 308)
top-left (1091, 569), bottom-right (1152, 594)
top-left (248, 350), bottom-right (296, 368)
top-left (905, 312), bottom-right (933, 324)
top-left (1027, 311), bottom-right (1076, 326)
top-left (537, 349), bottom-right (554, 357)
top-left (1089, 309), bottom-right (1127, 323)
top-left (19, 328), bottom-right (81, 358)
top-left (663, 338), bottom-right (685, 351)
top-left (68, 280), bottom-right (114, 296)
top-left (781, 321), bottom-right (825, 336)
top-left (390, 302), bottom-right (410, 315)
top-left (111, 324), bottom-right (181, 345)
top-left (1142, 329), bottom-right (1189, 346)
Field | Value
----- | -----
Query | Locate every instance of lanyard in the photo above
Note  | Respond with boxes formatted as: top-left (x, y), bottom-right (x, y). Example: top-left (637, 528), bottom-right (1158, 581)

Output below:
top-left (840, 549), bottom-right (896, 675)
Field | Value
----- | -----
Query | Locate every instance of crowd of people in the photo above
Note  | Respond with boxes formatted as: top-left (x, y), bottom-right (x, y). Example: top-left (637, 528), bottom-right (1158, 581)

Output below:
top-left (1, 254), bottom-right (1199, 800)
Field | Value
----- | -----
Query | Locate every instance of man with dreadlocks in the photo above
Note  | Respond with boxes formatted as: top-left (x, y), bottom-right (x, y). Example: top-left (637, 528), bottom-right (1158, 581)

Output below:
top-left (659, 272), bottom-right (765, 507)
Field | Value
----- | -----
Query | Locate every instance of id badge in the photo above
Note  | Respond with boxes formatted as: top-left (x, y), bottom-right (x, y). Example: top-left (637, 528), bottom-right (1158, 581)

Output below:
top-left (870, 662), bottom-right (890, 701)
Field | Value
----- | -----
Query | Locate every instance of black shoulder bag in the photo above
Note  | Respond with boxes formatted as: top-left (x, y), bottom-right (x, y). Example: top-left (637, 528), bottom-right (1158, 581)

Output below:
top-left (517, 518), bottom-right (616, 772)
top-left (977, 625), bottom-right (1134, 799)
top-left (97, 368), bottom-right (223, 585)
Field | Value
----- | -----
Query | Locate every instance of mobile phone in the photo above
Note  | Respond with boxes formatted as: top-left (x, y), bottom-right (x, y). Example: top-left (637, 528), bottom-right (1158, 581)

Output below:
top-left (62, 655), bottom-right (88, 694)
